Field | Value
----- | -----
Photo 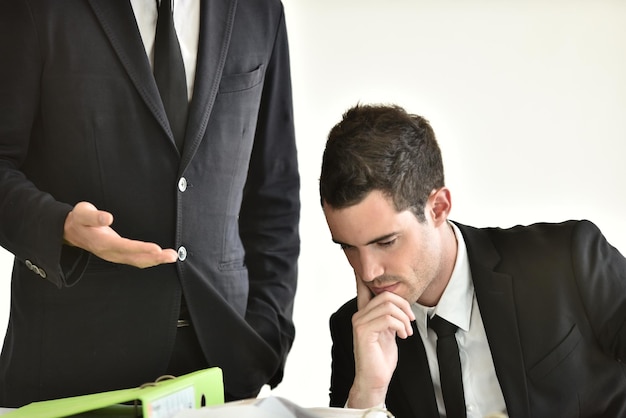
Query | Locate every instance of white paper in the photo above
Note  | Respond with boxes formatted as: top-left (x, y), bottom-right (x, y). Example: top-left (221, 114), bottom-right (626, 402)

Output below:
top-left (173, 397), bottom-right (391, 418)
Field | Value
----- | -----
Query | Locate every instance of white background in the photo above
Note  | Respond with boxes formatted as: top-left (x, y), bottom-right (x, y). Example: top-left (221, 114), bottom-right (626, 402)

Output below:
top-left (1, 0), bottom-right (626, 409)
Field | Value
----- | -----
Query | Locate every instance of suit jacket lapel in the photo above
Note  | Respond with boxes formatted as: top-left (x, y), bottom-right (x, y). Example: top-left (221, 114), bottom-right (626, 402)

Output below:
top-left (458, 223), bottom-right (531, 418)
top-left (181, 0), bottom-right (237, 169)
top-left (88, 0), bottom-right (172, 146)
top-left (389, 322), bottom-right (439, 417)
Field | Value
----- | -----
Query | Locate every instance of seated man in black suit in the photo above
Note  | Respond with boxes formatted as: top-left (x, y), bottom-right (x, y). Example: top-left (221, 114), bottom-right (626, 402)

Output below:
top-left (319, 103), bottom-right (626, 418)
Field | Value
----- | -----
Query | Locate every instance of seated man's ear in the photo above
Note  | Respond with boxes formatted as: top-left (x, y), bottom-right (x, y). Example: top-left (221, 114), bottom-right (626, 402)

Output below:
top-left (428, 187), bottom-right (452, 226)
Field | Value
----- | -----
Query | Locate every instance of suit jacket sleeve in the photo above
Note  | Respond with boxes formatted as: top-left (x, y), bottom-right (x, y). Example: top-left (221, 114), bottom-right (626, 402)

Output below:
top-left (329, 299), bottom-right (358, 407)
top-left (0, 0), bottom-right (86, 288)
top-left (238, 5), bottom-right (300, 388)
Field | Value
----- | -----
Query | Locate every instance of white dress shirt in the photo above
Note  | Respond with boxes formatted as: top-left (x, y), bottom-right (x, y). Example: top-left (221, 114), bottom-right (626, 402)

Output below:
top-left (412, 222), bottom-right (507, 418)
top-left (129, 0), bottom-right (200, 101)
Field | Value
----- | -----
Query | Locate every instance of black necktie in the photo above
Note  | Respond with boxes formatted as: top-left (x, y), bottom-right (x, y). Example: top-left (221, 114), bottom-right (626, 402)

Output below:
top-left (429, 315), bottom-right (467, 418)
top-left (153, 0), bottom-right (188, 151)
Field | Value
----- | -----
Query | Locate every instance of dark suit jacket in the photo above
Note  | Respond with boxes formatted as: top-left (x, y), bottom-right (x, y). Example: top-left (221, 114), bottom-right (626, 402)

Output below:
top-left (0, 0), bottom-right (300, 407)
top-left (329, 221), bottom-right (626, 418)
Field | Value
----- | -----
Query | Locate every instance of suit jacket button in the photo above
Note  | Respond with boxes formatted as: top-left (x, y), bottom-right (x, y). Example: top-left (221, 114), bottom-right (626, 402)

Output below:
top-left (25, 259), bottom-right (33, 269)
top-left (178, 177), bottom-right (187, 192)
top-left (39, 268), bottom-right (47, 279)
top-left (177, 246), bottom-right (187, 261)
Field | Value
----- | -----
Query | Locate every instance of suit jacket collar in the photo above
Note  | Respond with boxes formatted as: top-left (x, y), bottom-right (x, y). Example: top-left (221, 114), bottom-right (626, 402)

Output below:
top-left (88, 0), bottom-right (237, 167)
top-left (88, 0), bottom-right (170, 144)
top-left (454, 222), bottom-right (531, 418)
top-left (181, 0), bottom-right (237, 170)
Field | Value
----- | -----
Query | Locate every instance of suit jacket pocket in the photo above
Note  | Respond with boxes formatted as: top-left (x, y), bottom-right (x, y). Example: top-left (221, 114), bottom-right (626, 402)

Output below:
top-left (528, 323), bottom-right (582, 381)
top-left (218, 65), bottom-right (264, 93)
top-left (219, 257), bottom-right (246, 271)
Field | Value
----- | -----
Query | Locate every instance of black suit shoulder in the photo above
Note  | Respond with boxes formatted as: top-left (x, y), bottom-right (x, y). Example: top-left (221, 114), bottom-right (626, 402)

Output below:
top-left (330, 297), bottom-right (357, 323)
top-left (455, 219), bottom-right (605, 269)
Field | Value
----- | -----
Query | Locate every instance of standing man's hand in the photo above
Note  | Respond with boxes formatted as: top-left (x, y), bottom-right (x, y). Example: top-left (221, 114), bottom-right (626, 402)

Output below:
top-left (347, 276), bottom-right (415, 409)
top-left (63, 201), bottom-right (178, 268)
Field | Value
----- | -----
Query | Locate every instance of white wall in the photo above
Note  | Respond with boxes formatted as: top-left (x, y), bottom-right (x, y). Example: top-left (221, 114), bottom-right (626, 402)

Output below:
top-left (2, 0), bottom-right (626, 408)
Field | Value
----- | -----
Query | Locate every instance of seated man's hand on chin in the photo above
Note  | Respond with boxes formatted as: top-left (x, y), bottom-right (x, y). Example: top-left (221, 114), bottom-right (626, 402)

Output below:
top-left (348, 276), bottom-right (415, 409)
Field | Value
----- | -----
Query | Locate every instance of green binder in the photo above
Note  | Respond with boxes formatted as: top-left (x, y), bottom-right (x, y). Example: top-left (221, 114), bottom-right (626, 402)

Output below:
top-left (2, 367), bottom-right (224, 418)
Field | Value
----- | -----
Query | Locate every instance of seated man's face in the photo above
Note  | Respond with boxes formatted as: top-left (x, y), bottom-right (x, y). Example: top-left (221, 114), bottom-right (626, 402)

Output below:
top-left (322, 189), bottom-right (450, 306)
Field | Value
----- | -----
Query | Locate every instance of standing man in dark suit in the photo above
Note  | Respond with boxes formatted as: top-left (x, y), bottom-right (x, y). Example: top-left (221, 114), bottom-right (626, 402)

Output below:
top-left (319, 104), bottom-right (626, 417)
top-left (0, 0), bottom-right (300, 407)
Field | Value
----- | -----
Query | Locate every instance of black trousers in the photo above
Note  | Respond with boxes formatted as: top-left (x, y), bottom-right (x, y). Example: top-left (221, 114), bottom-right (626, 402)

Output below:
top-left (165, 321), bottom-right (253, 401)
top-left (165, 323), bottom-right (209, 378)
